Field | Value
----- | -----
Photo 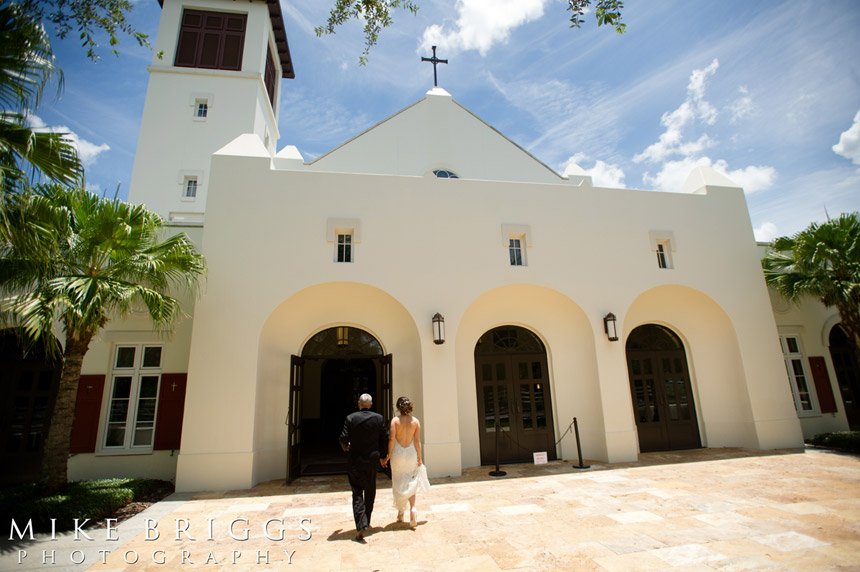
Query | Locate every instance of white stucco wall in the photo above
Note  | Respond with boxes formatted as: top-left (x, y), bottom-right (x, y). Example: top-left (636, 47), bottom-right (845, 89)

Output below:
top-left (128, 0), bottom-right (281, 220)
top-left (168, 120), bottom-right (803, 491)
top-left (309, 89), bottom-right (563, 184)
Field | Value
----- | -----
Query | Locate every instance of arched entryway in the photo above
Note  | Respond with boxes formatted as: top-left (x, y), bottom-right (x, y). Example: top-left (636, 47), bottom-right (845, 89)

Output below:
top-left (626, 324), bottom-right (701, 452)
top-left (0, 329), bottom-right (61, 484)
top-left (474, 326), bottom-right (556, 465)
top-left (829, 325), bottom-right (859, 428)
top-left (286, 326), bottom-right (391, 481)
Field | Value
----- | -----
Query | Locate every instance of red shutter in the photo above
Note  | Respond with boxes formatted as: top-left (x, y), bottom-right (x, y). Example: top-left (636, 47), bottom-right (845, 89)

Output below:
top-left (154, 373), bottom-right (187, 450)
top-left (70, 375), bottom-right (106, 453)
top-left (809, 356), bottom-right (838, 414)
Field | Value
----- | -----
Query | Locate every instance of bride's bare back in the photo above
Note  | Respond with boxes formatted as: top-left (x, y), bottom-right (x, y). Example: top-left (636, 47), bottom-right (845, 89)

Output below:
top-left (392, 415), bottom-right (420, 448)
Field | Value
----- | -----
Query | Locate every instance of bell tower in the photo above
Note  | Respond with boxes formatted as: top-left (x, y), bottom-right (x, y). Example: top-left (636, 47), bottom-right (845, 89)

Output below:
top-left (128, 0), bottom-right (294, 225)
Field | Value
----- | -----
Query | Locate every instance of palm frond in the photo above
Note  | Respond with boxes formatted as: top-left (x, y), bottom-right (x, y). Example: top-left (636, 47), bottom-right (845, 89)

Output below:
top-left (0, 2), bottom-right (61, 111)
top-left (0, 114), bottom-right (82, 188)
top-left (1, 184), bottom-right (206, 352)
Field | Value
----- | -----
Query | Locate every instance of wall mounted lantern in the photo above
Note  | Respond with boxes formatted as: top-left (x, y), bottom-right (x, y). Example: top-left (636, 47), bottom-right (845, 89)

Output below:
top-left (603, 313), bottom-right (619, 342)
top-left (432, 313), bottom-right (445, 345)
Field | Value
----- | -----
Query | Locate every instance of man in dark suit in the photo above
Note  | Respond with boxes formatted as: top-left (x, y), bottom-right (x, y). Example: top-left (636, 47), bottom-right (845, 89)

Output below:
top-left (339, 393), bottom-right (388, 542)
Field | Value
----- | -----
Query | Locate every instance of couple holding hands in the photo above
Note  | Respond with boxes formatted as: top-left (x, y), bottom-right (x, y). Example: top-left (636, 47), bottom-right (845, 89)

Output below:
top-left (339, 394), bottom-right (431, 542)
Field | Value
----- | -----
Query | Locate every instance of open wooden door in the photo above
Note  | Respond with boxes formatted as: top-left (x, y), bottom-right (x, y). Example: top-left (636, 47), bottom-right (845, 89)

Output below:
top-left (286, 355), bottom-right (304, 484)
top-left (380, 354), bottom-right (393, 418)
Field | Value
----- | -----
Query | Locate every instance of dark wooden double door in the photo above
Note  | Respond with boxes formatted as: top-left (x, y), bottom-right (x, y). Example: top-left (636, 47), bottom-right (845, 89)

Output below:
top-left (476, 353), bottom-right (556, 465)
top-left (0, 332), bottom-right (60, 484)
top-left (627, 349), bottom-right (700, 452)
top-left (830, 325), bottom-right (860, 428)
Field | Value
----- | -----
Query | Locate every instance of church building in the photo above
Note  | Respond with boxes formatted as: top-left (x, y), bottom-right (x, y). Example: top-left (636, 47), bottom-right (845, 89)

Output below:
top-left (4, 0), bottom-right (856, 491)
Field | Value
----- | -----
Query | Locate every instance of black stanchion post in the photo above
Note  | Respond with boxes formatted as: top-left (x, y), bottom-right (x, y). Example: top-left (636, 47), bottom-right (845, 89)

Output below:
top-left (489, 421), bottom-right (506, 477)
top-left (572, 417), bottom-right (591, 470)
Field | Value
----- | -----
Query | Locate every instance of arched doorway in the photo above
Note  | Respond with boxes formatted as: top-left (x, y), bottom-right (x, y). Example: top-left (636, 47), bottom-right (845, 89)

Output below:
top-left (626, 324), bottom-right (701, 452)
top-left (829, 325), bottom-right (859, 428)
top-left (286, 326), bottom-right (391, 481)
top-left (474, 326), bottom-right (556, 465)
top-left (0, 330), bottom-right (61, 484)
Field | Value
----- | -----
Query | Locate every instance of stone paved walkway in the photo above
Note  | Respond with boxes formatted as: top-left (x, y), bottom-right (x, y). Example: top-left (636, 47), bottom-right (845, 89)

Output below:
top-left (6, 448), bottom-right (860, 571)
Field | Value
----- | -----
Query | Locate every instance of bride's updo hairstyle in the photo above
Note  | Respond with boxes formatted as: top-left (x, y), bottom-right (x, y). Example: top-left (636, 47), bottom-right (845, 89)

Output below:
top-left (396, 396), bottom-right (414, 416)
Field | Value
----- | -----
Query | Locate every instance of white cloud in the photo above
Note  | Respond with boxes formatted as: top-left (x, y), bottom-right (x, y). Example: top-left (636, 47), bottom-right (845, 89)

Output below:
top-left (832, 110), bottom-right (860, 165)
top-left (723, 162), bottom-right (777, 194)
top-left (688, 59), bottom-right (719, 124)
top-left (420, 0), bottom-right (548, 55)
top-left (26, 113), bottom-right (110, 167)
top-left (563, 153), bottom-right (625, 188)
top-left (754, 221), bottom-right (779, 242)
top-left (643, 156), bottom-right (776, 194)
top-left (728, 86), bottom-right (754, 123)
top-left (634, 59), bottom-right (719, 164)
top-left (633, 61), bottom-right (777, 195)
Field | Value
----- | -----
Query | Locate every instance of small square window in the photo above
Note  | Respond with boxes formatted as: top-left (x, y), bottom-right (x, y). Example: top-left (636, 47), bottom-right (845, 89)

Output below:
top-left (115, 347), bottom-right (136, 368)
top-left (336, 233), bottom-right (352, 263)
top-left (655, 240), bottom-right (673, 269)
top-left (142, 346), bottom-right (162, 368)
top-left (786, 337), bottom-right (799, 354)
top-left (195, 99), bottom-right (208, 118)
top-left (509, 238), bottom-right (525, 266)
top-left (183, 177), bottom-right (198, 199)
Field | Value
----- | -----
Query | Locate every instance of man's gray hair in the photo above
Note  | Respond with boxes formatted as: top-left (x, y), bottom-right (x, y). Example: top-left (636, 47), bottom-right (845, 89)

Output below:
top-left (358, 393), bottom-right (373, 407)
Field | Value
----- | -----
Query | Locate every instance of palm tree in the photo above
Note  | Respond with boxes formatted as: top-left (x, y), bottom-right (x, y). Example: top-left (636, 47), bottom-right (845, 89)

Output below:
top-left (762, 212), bottom-right (860, 360)
top-left (0, 2), bottom-right (81, 192)
top-left (0, 185), bottom-right (205, 489)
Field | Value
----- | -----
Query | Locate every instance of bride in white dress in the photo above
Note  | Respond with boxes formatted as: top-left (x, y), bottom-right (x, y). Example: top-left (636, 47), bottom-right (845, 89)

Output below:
top-left (383, 396), bottom-right (430, 529)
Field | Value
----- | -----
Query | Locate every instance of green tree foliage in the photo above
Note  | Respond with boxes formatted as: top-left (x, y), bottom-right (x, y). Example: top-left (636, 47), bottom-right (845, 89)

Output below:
top-left (0, 185), bottom-right (205, 489)
top-left (316, 0), bottom-right (419, 66)
top-left (16, 0), bottom-right (150, 61)
top-left (320, 0), bottom-right (626, 65)
top-left (762, 212), bottom-right (860, 358)
top-left (568, 0), bottom-right (626, 33)
top-left (0, 2), bottom-right (81, 193)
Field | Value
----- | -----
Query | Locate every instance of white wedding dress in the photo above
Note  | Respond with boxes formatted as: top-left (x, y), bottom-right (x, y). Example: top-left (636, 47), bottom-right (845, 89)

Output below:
top-left (390, 439), bottom-right (430, 512)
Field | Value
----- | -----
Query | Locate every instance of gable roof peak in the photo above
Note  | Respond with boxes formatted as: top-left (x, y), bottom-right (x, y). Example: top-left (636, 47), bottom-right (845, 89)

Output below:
top-left (426, 86), bottom-right (452, 98)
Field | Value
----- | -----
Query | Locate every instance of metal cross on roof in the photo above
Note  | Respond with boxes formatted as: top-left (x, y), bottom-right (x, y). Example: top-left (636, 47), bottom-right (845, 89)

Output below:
top-left (421, 45), bottom-right (448, 87)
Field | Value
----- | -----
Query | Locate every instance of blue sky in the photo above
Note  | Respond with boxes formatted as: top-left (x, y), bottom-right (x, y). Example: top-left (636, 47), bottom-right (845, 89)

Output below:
top-left (36, 0), bottom-right (860, 240)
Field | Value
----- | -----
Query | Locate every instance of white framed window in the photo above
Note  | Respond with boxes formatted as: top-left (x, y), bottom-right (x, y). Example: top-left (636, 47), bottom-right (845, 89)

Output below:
top-left (432, 169), bottom-right (459, 179)
top-left (326, 218), bottom-right (360, 263)
top-left (656, 240), bottom-right (673, 269)
top-left (502, 224), bottom-right (531, 268)
top-left (509, 237), bottom-right (525, 266)
top-left (194, 98), bottom-right (208, 119)
top-left (103, 344), bottom-right (162, 452)
top-left (182, 176), bottom-right (198, 200)
top-left (649, 231), bottom-right (676, 270)
top-left (189, 92), bottom-right (214, 121)
top-left (779, 334), bottom-right (818, 416)
top-left (336, 232), bottom-right (353, 263)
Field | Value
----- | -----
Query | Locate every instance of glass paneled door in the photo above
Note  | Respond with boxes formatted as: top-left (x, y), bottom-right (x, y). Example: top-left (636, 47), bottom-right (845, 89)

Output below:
top-left (475, 326), bottom-right (555, 465)
top-left (626, 325), bottom-right (701, 452)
